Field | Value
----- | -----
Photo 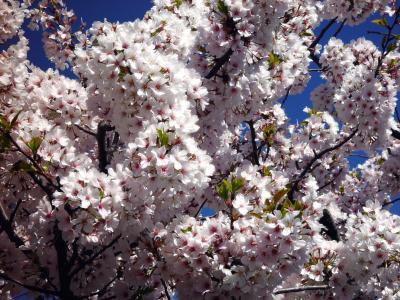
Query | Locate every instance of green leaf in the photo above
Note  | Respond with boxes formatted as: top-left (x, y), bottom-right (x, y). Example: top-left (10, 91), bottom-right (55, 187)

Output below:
top-left (150, 26), bottom-right (164, 37)
top-left (0, 115), bottom-right (10, 131)
top-left (231, 177), bottom-right (245, 194)
top-left (394, 34), bottom-right (400, 41)
top-left (11, 161), bottom-right (36, 173)
top-left (376, 157), bottom-right (386, 165)
top-left (339, 185), bottom-right (345, 194)
top-left (299, 31), bottom-right (313, 37)
top-left (0, 134), bottom-right (11, 153)
top-left (10, 110), bottom-right (22, 129)
top-left (294, 200), bottom-right (303, 211)
top-left (372, 18), bottom-right (389, 27)
top-left (118, 66), bottom-right (130, 81)
top-left (263, 201), bottom-right (276, 213)
top-left (388, 59), bottom-right (397, 68)
top-left (206, 245), bottom-right (214, 257)
top-left (263, 124), bottom-right (276, 144)
top-left (300, 120), bottom-right (309, 127)
top-left (26, 136), bottom-right (43, 155)
top-left (99, 189), bottom-right (105, 200)
top-left (272, 188), bottom-right (288, 204)
top-left (216, 180), bottom-right (229, 200)
top-left (180, 226), bottom-right (193, 234)
top-left (307, 109), bottom-right (323, 117)
top-left (250, 212), bottom-right (262, 219)
top-left (216, 0), bottom-right (229, 15)
top-left (174, 0), bottom-right (183, 7)
top-left (156, 128), bottom-right (169, 147)
top-left (267, 52), bottom-right (283, 70)
top-left (262, 166), bottom-right (272, 177)
top-left (387, 43), bottom-right (397, 53)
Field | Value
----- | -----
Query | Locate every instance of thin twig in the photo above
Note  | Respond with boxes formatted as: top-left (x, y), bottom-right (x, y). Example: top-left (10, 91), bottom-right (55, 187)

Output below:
top-left (383, 197), bottom-right (400, 207)
top-left (333, 19), bottom-right (346, 37)
top-left (2, 130), bottom-right (60, 192)
top-left (273, 285), bottom-right (329, 295)
top-left (287, 127), bottom-right (358, 201)
top-left (317, 169), bottom-right (343, 192)
top-left (245, 120), bottom-right (260, 166)
top-left (308, 18), bottom-right (338, 50)
top-left (0, 203), bottom-right (24, 247)
top-left (69, 234), bottom-right (122, 278)
top-left (161, 278), bottom-right (171, 300)
top-left (8, 199), bottom-right (22, 225)
top-left (74, 124), bottom-right (96, 136)
top-left (0, 272), bottom-right (59, 296)
top-left (205, 48), bottom-right (234, 79)
top-left (195, 199), bottom-right (208, 218)
top-left (375, 7), bottom-right (400, 77)
top-left (280, 86), bottom-right (292, 106)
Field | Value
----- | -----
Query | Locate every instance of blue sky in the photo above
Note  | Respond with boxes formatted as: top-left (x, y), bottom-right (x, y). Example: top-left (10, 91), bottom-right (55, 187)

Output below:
top-left (23, 1), bottom-right (400, 216)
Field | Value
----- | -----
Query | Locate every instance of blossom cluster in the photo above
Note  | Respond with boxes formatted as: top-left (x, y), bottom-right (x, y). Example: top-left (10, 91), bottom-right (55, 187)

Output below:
top-left (0, 0), bottom-right (400, 299)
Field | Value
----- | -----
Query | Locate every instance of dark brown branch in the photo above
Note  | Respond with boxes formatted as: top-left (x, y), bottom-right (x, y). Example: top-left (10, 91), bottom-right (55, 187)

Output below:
top-left (333, 19), bottom-right (346, 37)
top-left (161, 278), bottom-right (171, 300)
top-left (273, 285), bottom-right (330, 295)
top-left (8, 199), bottom-right (22, 225)
top-left (308, 18), bottom-right (338, 50)
top-left (375, 7), bottom-right (400, 77)
top-left (288, 127), bottom-right (358, 201)
top-left (3, 131), bottom-right (60, 192)
top-left (194, 198), bottom-right (208, 218)
top-left (81, 272), bottom-right (120, 299)
top-left (245, 120), bottom-right (260, 166)
top-left (97, 122), bottom-right (115, 174)
top-left (0, 272), bottom-right (59, 296)
top-left (205, 48), bottom-right (234, 79)
top-left (54, 224), bottom-right (77, 300)
top-left (74, 124), bottom-right (96, 136)
top-left (309, 52), bottom-right (322, 68)
top-left (383, 197), bottom-right (400, 207)
top-left (317, 169), bottom-right (343, 192)
top-left (392, 128), bottom-right (400, 140)
top-left (0, 203), bottom-right (24, 247)
top-left (307, 18), bottom-right (338, 69)
top-left (69, 234), bottom-right (122, 278)
top-left (280, 86), bottom-right (292, 106)
top-left (319, 209), bottom-right (340, 241)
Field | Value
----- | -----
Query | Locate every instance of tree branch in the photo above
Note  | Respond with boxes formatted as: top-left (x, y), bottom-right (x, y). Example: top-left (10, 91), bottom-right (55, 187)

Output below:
top-left (319, 209), bottom-right (340, 241)
top-left (194, 198), bottom-right (208, 218)
top-left (205, 48), bottom-right (234, 79)
top-left (0, 272), bottom-right (59, 296)
top-left (308, 18), bottom-right (338, 50)
top-left (8, 199), bottom-right (22, 225)
top-left (97, 121), bottom-right (115, 174)
top-left (0, 202), bottom-right (24, 248)
top-left (74, 124), bottom-right (96, 136)
top-left (273, 285), bottom-right (329, 295)
top-left (333, 19), bottom-right (346, 37)
top-left (287, 127), bottom-right (358, 201)
top-left (69, 234), bottom-right (121, 278)
top-left (375, 7), bottom-right (400, 77)
top-left (317, 169), bottom-right (343, 192)
top-left (161, 278), bottom-right (171, 300)
top-left (245, 120), bottom-right (260, 166)
top-left (383, 197), bottom-right (400, 207)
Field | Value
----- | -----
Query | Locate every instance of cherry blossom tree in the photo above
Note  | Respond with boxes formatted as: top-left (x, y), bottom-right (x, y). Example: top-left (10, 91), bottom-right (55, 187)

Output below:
top-left (1, 0), bottom-right (400, 299)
